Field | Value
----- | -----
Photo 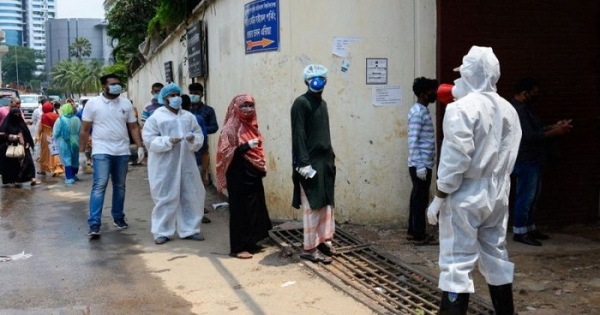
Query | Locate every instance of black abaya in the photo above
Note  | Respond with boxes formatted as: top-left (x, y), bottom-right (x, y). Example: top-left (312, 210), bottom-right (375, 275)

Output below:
top-left (0, 108), bottom-right (36, 184)
top-left (226, 144), bottom-right (273, 254)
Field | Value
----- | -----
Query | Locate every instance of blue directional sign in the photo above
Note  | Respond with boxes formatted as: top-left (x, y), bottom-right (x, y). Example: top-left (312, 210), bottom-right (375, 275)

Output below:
top-left (244, 0), bottom-right (279, 54)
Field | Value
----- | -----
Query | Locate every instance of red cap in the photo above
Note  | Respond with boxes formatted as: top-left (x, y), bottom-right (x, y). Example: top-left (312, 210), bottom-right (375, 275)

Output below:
top-left (437, 84), bottom-right (454, 105)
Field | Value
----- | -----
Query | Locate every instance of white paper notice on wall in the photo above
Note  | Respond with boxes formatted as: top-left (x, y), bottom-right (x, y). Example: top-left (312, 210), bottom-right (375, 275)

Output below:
top-left (332, 37), bottom-right (362, 57)
top-left (372, 86), bottom-right (402, 106)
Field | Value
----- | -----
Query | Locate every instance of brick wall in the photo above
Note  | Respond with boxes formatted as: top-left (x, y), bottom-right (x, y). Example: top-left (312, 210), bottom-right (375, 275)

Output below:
top-left (436, 0), bottom-right (600, 226)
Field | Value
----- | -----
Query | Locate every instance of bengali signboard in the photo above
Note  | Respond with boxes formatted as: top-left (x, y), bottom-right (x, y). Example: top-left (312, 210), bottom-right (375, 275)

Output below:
top-left (187, 21), bottom-right (205, 78)
top-left (244, 0), bottom-right (279, 54)
top-left (164, 61), bottom-right (173, 83)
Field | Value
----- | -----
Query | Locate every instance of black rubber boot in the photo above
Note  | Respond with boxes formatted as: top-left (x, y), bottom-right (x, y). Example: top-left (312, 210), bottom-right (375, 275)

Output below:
top-left (488, 283), bottom-right (516, 315)
top-left (438, 291), bottom-right (470, 315)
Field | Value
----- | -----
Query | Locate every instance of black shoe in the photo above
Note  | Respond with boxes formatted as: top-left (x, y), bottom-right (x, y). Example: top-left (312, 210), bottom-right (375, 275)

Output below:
top-left (513, 233), bottom-right (542, 246)
top-left (439, 291), bottom-right (470, 315)
top-left (113, 218), bottom-right (129, 229)
top-left (88, 225), bottom-right (100, 236)
top-left (488, 283), bottom-right (516, 315)
top-left (529, 229), bottom-right (550, 240)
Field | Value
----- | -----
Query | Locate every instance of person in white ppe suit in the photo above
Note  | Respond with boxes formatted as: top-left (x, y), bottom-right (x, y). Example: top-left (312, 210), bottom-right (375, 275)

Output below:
top-left (427, 46), bottom-right (522, 315)
top-left (142, 83), bottom-right (206, 245)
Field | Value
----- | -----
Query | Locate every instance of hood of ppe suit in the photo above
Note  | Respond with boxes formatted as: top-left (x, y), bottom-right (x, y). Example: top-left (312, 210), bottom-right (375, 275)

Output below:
top-left (158, 83), bottom-right (182, 105)
top-left (454, 46), bottom-right (500, 96)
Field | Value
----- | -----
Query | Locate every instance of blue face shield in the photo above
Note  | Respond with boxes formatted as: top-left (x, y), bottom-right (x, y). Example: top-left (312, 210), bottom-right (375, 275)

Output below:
top-left (308, 77), bottom-right (326, 93)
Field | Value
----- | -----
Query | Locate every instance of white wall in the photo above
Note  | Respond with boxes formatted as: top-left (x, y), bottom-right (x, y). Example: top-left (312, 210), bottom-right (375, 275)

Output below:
top-left (129, 0), bottom-right (437, 225)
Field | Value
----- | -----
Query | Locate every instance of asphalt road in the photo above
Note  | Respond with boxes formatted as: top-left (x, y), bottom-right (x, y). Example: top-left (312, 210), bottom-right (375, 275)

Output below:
top-left (0, 164), bottom-right (374, 315)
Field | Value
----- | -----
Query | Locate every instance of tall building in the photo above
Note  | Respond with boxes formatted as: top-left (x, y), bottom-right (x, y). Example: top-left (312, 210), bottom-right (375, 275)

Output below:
top-left (45, 18), bottom-right (112, 73)
top-left (0, 0), bottom-right (55, 48)
top-left (24, 0), bottom-right (55, 52)
top-left (0, 0), bottom-right (26, 46)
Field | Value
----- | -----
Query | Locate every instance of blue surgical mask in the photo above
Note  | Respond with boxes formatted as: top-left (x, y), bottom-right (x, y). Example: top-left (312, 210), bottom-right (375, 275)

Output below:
top-left (168, 96), bottom-right (182, 109)
top-left (190, 95), bottom-right (200, 103)
top-left (152, 93), bottom-right (159, 101)
top-left (108, 84), bottom-right (122, 95)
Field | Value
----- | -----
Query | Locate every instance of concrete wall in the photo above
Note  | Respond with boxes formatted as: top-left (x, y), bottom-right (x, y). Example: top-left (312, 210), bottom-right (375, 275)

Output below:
top-left (129, 0), bottom-right (437, 225)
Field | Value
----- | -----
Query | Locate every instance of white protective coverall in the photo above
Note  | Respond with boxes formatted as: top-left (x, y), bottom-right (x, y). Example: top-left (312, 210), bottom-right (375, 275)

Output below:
top-left (436, 46), bottom-right (522, 293)
top-left (142, 106), bottom-right (205, 239)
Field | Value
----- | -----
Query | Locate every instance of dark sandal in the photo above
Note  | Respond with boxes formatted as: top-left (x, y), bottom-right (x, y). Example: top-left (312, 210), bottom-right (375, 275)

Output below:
top-left (413, 235), bottom-right (439, 246)
top-left (317, 243), bottom-right (338, 257)
top-left (300, 251), bottom-right (332, 264)
top-left (154, 236), bottom-right (169, 245)
top-left (229, 251), bottom-right (253, 259)
top-left (202, 216), bottom-right (211, 224)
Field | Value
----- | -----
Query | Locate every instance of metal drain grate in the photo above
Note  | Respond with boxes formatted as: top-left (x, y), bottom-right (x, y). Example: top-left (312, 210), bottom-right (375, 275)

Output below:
top-left (270, 225), bottom-right (494, 315)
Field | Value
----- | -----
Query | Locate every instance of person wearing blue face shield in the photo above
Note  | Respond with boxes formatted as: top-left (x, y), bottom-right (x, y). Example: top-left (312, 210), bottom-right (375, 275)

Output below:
top-left (79, 73), bottom-right (145, 237)
top-left (140, 82), bottom-right (164, 127)
top-left (291, 64), bottom-right (337, 265)
top-left (142, 83), bottom-right (206, 245)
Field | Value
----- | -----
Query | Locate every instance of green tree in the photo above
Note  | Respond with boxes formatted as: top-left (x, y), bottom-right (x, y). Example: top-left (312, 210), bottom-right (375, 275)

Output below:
top-left (2, 46), bottom-right (39, 86)
top-left (105, 0), bottom-right (157, 75)
top-left (147, 0), bottom-right (201, 36)
top-left (50, 59), bottom-right (103, 98)
top-left (69, 37), bottom-right (92, 60)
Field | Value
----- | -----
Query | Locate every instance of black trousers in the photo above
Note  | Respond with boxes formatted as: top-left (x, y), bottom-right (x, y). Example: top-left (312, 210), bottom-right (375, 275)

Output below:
top-left (408, 167), bottom-right (432, 240)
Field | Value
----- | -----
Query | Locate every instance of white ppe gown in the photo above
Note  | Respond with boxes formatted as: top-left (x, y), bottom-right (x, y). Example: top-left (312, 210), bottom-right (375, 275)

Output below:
top-left (142, 107), bottom-right (205, 239)
top-left (437, 92), bottom-right (522, 293)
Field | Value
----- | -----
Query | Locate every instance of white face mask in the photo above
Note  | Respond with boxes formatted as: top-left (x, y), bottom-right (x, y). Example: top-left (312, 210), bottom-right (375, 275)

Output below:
top-left (168, 96), bottom-right (182, 109)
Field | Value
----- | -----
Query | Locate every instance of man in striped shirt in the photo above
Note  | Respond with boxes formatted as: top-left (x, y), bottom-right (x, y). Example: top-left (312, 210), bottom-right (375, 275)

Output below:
top-left (407, 77), bottom-right (438, 245)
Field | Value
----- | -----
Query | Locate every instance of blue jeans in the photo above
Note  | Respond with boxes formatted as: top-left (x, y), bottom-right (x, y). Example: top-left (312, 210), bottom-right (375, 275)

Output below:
top-left (87, 154), bottom-right (130, 227)
top-left (512, 162), bottom-right (542, 234)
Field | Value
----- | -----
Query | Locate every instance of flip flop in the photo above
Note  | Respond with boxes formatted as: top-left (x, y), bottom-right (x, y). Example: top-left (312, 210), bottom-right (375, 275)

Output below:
top-left (202, 216), bottom-right (211, 224)
top-left (300, 251), bottom-right (332, 264)
top-left (229, 251), bottom-right (253, 259)
top-left (30, 180), bottom-right (42, 186)
top-left (317, 243), bottom-right (338, 257)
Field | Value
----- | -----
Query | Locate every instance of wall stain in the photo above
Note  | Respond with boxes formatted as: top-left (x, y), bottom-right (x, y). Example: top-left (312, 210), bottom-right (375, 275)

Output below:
top-left (268, 153), bottom-right (277, 172)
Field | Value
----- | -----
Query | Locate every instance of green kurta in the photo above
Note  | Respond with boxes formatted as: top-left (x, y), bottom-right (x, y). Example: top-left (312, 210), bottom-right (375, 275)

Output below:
top-left (291, 92), bottom-right (336, 209)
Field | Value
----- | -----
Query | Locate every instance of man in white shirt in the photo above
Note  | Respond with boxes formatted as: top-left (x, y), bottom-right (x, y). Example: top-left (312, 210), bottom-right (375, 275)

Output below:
top-left (78, 73), bottom-right (145, 237)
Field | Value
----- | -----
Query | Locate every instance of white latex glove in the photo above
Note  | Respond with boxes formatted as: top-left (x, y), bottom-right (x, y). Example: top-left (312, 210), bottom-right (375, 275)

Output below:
top-left (137, 147), bottom-right (145, 164)
top-left (296, 165), bottom-right (316, 179)
top-left (416, 168), bottom-right (427, 181)
top-left (169, 137), bottom-right (182, 144)
top-left (427, 196), bottom-right (446, 225)
top-left (78, 152), bottom-right (87, 168)
top-left (248, 138), bottom-right (259, 149)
